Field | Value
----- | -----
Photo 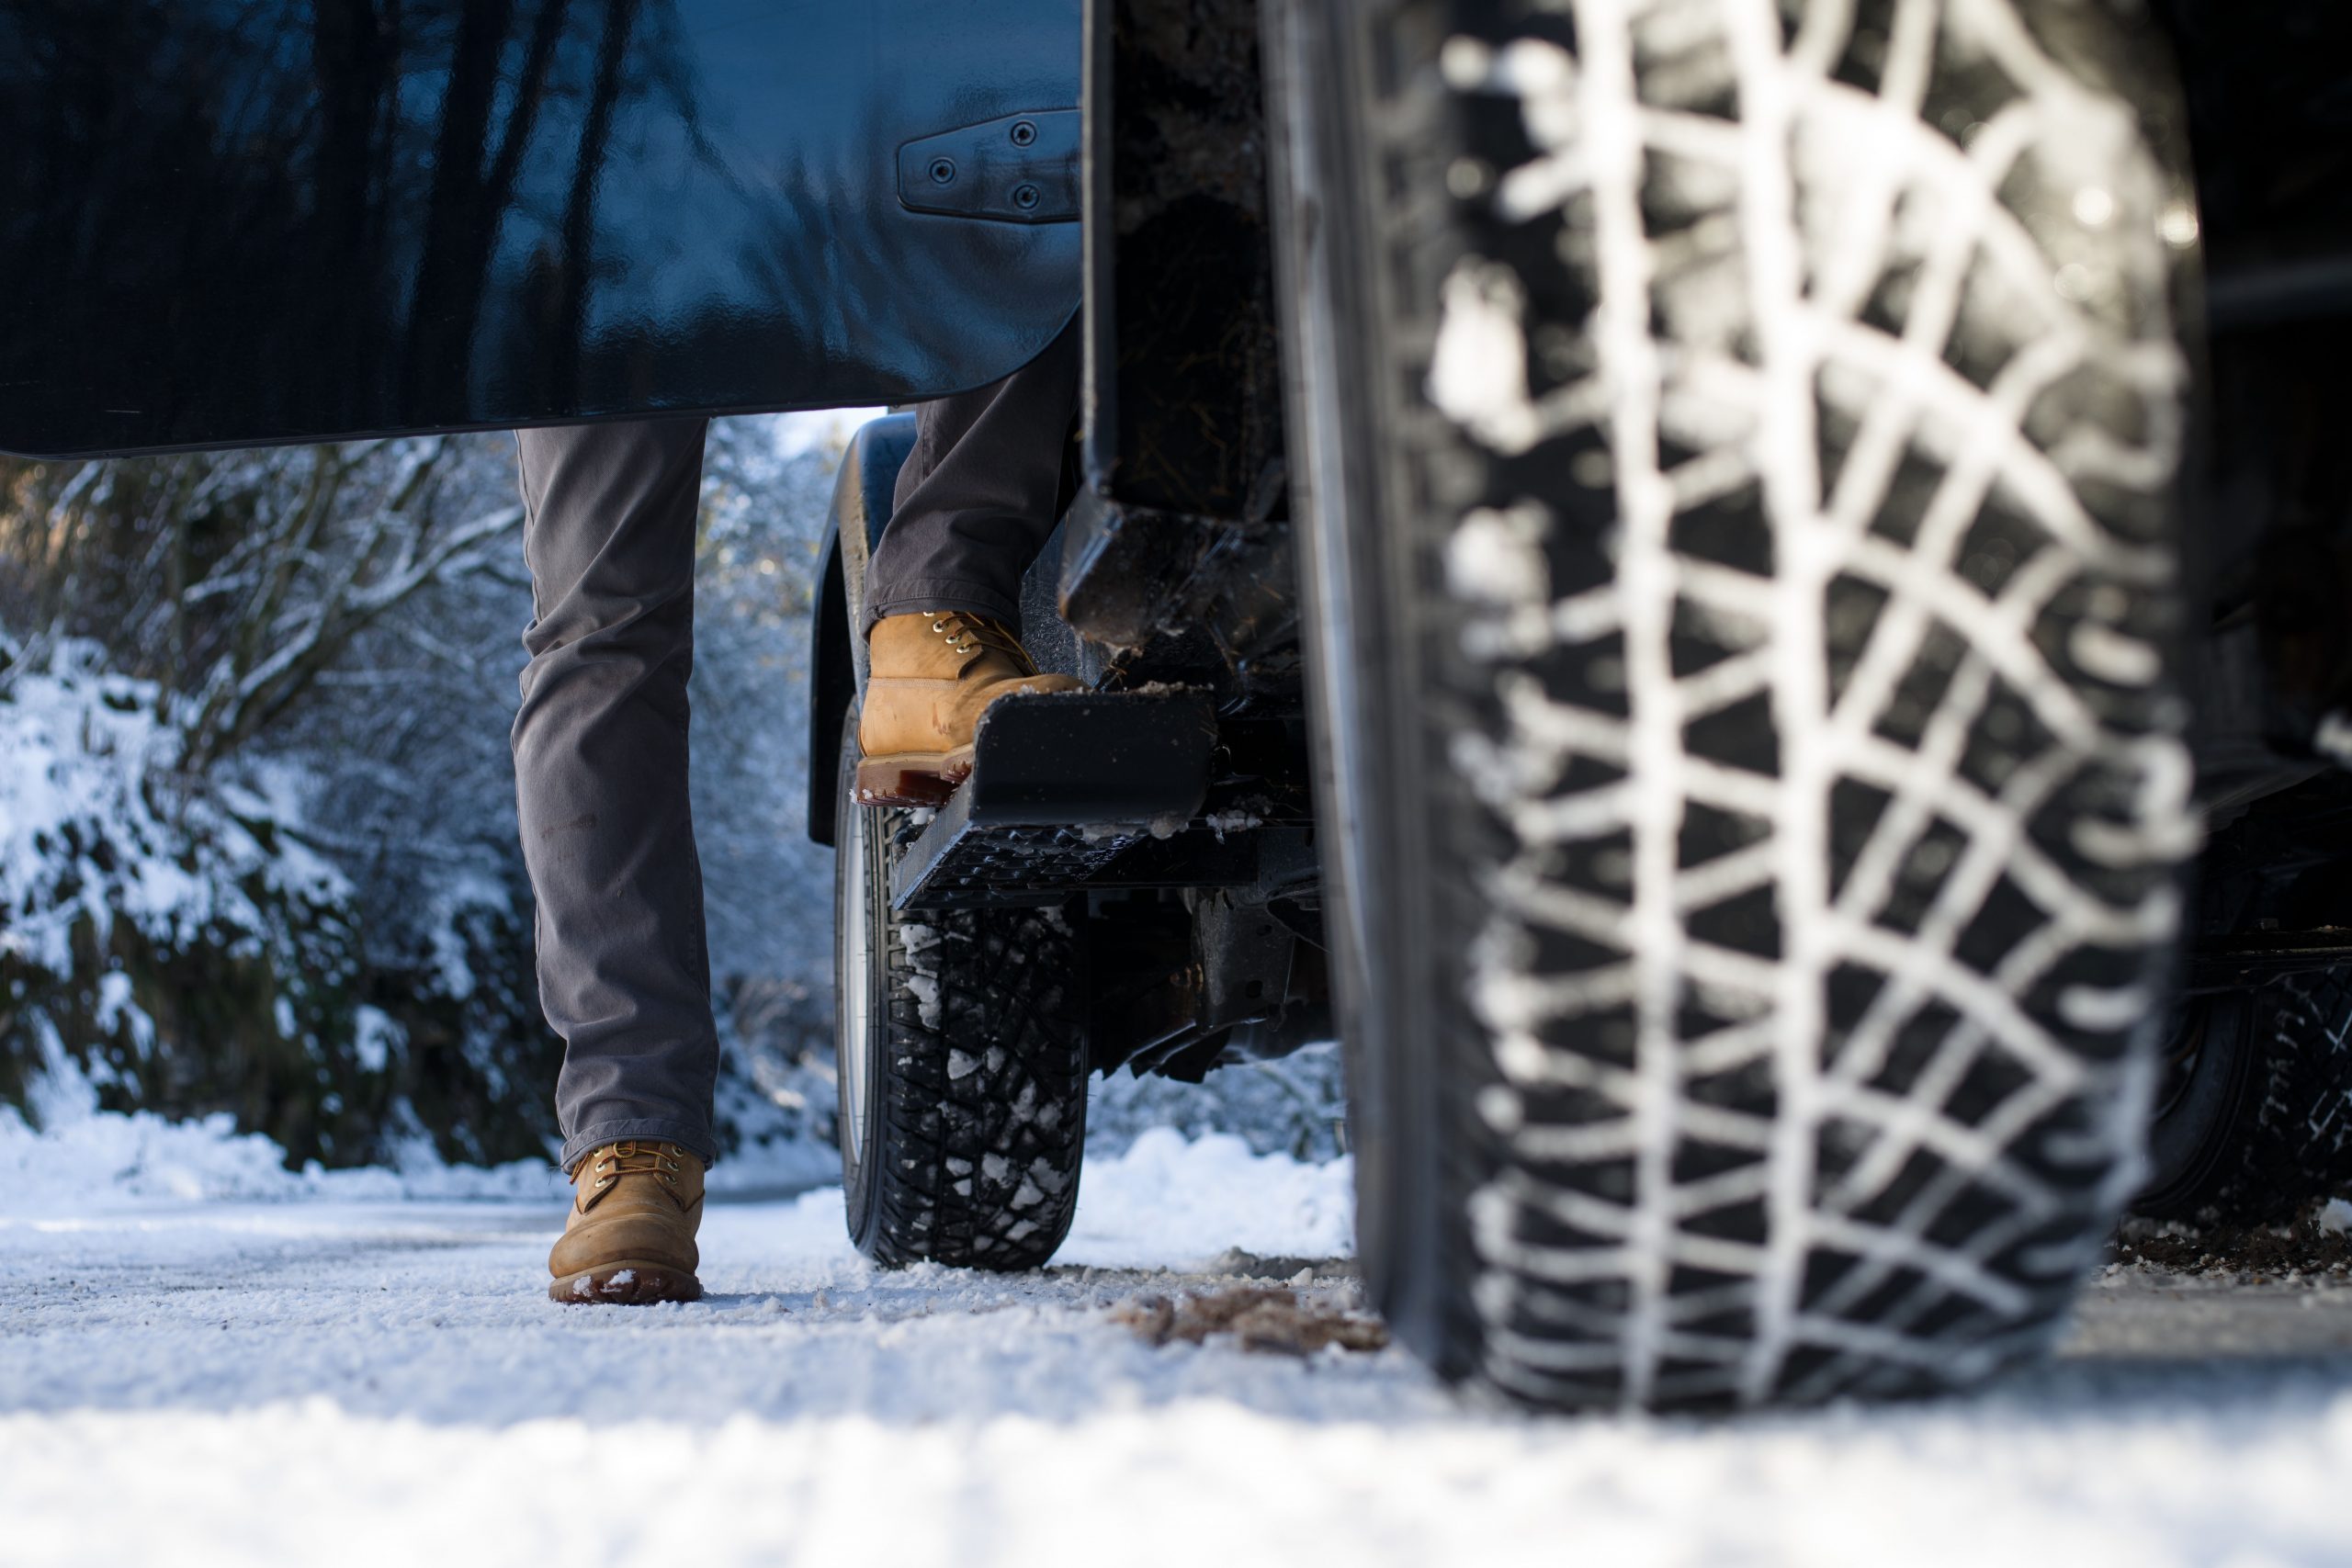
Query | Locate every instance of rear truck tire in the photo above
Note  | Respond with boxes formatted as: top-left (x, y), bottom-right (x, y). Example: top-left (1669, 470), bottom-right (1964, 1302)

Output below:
top-left (2136, 972), bottom-right (2352, 1226)
top-left (834, 710), bottom-right (1090, 1269)
top-left (1266, 0), bottom-right (2199, 1407)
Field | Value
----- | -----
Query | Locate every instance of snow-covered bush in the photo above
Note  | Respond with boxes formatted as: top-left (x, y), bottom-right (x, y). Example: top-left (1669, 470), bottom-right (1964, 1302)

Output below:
top-left (0, 640), bottom-right (376, 1157)
top-left (0, 634), bottom-right (576, 1168)
top-left (1088, 1042), bottom-right (1351, 1164)
top-left (0, 436), bottom-right (572, 1168)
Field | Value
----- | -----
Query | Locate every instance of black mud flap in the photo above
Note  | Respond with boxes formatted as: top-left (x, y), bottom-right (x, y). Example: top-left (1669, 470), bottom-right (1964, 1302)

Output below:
top-left (889, 687), bottom-right (1220, 910)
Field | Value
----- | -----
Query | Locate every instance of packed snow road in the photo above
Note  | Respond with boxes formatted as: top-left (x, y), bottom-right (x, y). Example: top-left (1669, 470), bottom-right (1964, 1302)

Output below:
top-left (5, 1131), bottom-right (2352, 1568)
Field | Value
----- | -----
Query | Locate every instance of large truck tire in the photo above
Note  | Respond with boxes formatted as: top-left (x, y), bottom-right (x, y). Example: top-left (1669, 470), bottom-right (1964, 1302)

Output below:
top-left (834, 711), bottom-right (1090, 1269)
top-left (1266, 0), bottom-right (2199, 1407)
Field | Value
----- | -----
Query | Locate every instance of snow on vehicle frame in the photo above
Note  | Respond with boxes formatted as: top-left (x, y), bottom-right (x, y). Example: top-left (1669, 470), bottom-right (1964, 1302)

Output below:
top-left (9, 0), bottom-right (2352, 1414)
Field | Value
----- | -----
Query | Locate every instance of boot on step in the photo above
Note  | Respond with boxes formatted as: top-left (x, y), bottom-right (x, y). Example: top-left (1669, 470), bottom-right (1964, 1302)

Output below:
top-left (855, 611), bottom-right (1080, 806)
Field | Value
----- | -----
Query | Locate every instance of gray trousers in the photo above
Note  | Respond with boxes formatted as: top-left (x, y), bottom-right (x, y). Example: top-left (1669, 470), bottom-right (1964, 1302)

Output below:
top-left (863, 319), bottom-right (1080, 632)
top-left (513, 323), bottom-right (1079, 1171)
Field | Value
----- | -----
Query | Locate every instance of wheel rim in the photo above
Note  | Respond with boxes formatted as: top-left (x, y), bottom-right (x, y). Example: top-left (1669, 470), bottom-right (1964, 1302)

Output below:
top-left (837, 748), bottom-right (880, 1180)
top-left (837, 709), bottom-right (888, 1203)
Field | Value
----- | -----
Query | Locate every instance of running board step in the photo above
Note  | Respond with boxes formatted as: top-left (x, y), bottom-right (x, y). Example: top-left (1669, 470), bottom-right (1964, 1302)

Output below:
top-left (889, 687), bottom-right (1218, 910)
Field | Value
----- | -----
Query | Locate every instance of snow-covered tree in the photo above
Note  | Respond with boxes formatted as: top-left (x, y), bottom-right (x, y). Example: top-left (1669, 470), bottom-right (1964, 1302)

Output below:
top-left (0, 414), bottom-right (854, 1168)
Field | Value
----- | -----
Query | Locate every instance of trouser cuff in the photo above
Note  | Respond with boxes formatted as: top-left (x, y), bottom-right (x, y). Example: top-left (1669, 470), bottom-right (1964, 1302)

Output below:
top-left (560, 1118), bottom-right (719, 1174)
top-left (860, 578), bottom-right (1025, 637)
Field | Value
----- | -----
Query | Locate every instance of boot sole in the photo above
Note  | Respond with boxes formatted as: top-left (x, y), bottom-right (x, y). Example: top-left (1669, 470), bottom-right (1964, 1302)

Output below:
top-left (548, 1259), bottom-right (704, 1305)
top-left (854, 747), bottom-right (974, 807)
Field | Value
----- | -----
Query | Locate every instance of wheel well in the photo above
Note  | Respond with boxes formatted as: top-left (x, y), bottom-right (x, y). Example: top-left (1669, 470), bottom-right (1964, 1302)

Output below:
top-left (806, 412), bottom-right (922, 847)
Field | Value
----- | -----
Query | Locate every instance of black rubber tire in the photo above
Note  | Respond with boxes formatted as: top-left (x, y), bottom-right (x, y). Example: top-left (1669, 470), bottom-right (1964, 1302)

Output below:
top-left (2135, 974), bottom-right (2352, 1225)
top-left (834, 711), bottom-right (1090, 1269)
top-left (1265, 0), bottom-right (2199, 1407)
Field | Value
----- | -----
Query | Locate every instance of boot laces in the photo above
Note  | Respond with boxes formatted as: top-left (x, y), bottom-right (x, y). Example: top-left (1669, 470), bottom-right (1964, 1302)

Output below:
top-left (586, 1140), bottom-right (685, 1193)
top-left (929, 613), bottom-right (1037, 676)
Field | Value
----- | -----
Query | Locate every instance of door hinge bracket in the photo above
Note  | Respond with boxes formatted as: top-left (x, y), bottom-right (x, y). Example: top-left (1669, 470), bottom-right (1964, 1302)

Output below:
top-left (898, 108), bottom-right (1080, 224)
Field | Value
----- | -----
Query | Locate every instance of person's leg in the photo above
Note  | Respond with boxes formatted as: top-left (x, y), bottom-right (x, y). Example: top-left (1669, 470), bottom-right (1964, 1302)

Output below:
top-left (512, 418), bottom-right (720, 1176)
top-left (861, 316), bottom-right (1081, 633)
top-left (854, 321), bottom-right (1085, 806)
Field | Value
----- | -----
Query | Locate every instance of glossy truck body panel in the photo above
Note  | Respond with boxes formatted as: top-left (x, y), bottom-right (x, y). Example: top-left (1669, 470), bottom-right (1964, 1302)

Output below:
top-left (0, 0), bottom-right (1080, 457)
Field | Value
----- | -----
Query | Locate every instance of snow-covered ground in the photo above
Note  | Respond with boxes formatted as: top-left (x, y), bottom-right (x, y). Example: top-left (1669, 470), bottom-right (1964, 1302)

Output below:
top-left (6, 1113), bottom-right (2352, 1568)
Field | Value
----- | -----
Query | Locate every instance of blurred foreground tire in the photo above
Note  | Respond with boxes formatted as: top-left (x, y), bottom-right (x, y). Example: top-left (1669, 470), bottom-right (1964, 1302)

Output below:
top-left (1268, 0), bottom-right (2199, 1407)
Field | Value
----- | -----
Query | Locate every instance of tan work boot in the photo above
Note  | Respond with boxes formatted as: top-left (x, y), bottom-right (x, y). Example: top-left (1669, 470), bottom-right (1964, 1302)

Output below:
top-left (855, 611), bottom-right (1081, 806)
top-left (547, 1141), bottom-right (705, 1304)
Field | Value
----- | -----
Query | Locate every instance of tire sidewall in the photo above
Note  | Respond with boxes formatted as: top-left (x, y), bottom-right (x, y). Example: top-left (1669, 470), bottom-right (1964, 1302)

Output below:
top-left (1264, 0), bottom-right (1482, 1372)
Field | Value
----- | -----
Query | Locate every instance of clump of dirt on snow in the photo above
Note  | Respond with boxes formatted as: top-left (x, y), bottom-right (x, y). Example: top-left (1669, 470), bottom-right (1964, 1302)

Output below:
top-left (1110, 1285), bottom-right (1389, 1357)
top-left (2111, 1199), bottom-right (2352, 1280)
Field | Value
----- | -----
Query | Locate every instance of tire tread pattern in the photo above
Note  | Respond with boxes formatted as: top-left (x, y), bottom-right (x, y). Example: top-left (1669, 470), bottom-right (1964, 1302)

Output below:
top-left (1359, 0), bottom-right (2197, 1407)
top-left (858, 809), bottom-right (1088, 1271)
